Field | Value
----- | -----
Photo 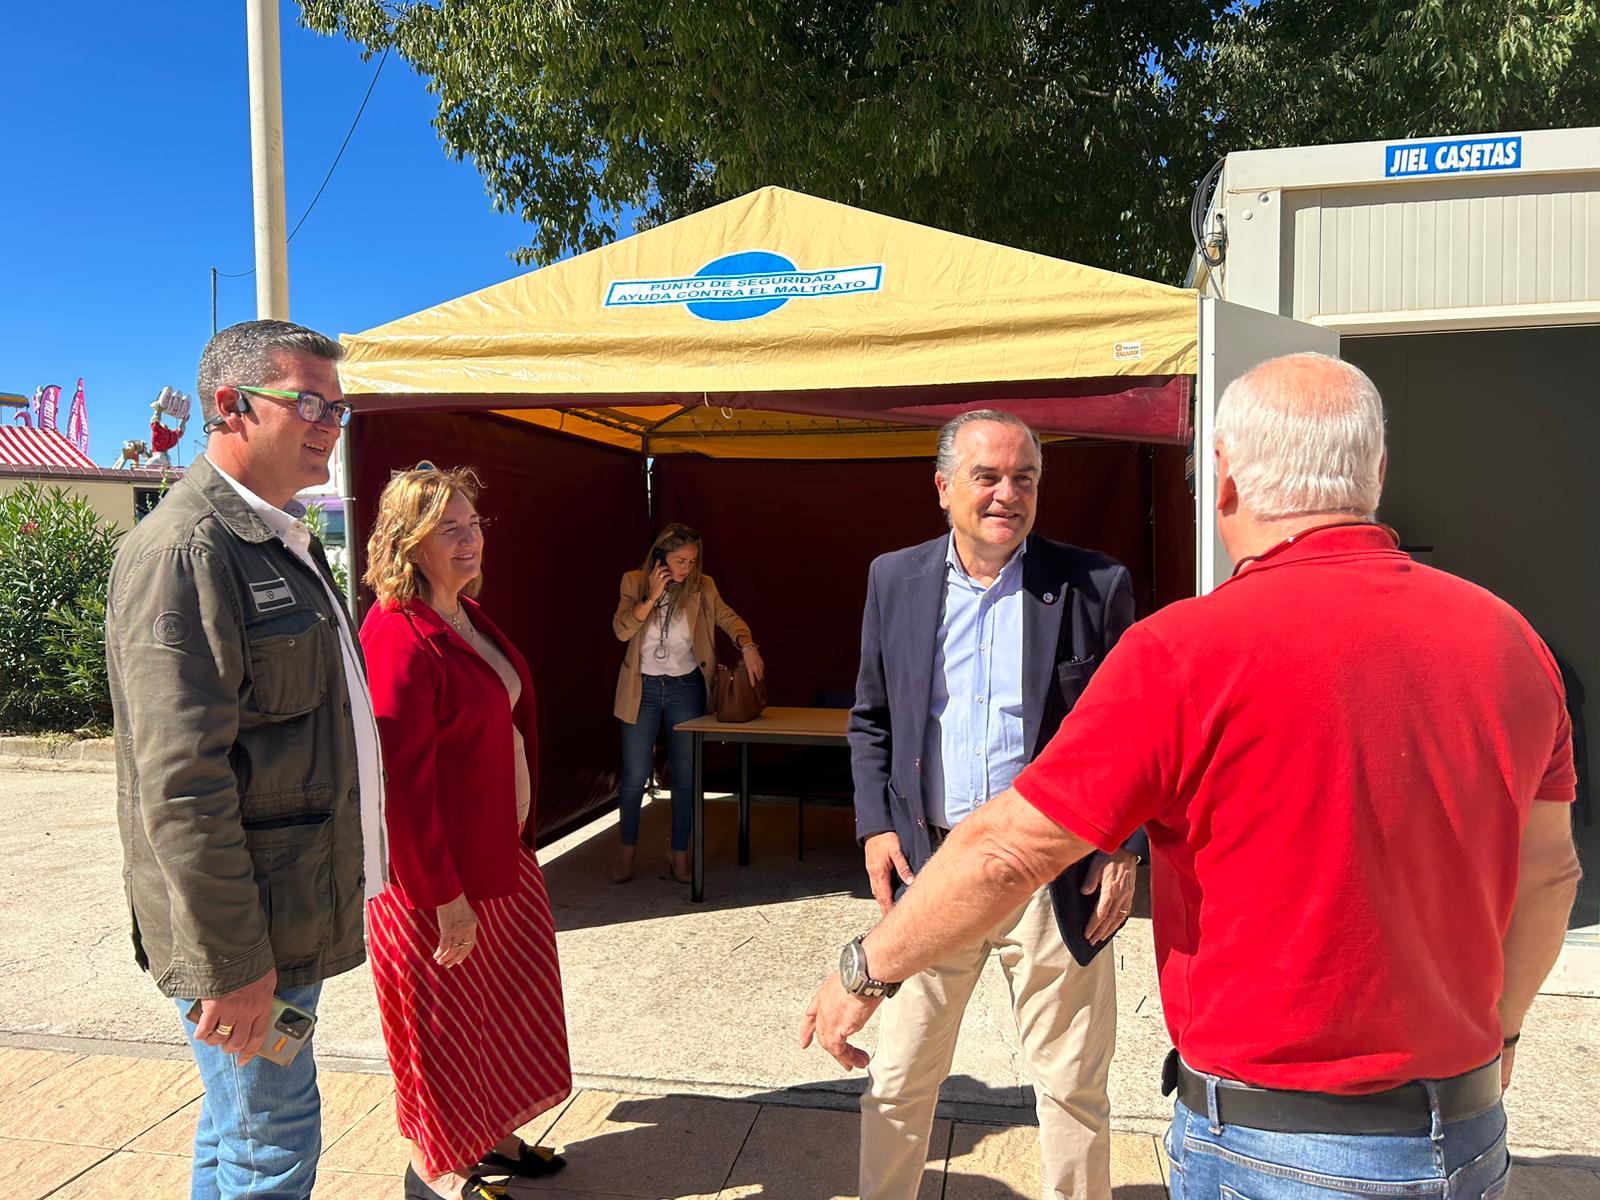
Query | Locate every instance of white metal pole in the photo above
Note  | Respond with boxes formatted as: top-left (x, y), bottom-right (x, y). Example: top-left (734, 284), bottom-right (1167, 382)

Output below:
top-left (245, 0), bottom-right (290, 319)
top-left (1196, 299), bottom-right (1226, 596)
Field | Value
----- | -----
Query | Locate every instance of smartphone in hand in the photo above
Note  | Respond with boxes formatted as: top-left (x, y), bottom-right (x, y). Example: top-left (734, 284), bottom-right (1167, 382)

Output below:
top-left (186, 996), bottom-right (317, 1066)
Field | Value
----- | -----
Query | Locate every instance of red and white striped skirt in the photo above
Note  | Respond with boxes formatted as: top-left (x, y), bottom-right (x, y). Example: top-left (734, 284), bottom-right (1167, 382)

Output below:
top-left (366, 844), bottom-right (573, 1176)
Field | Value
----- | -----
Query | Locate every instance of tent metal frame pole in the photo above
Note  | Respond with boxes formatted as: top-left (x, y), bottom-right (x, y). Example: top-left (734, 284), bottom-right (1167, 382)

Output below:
top-left (340, 420), bottom-right (360, 620)
top-left (642, 433), bottom-right (654, 521)
top-left (562, 408), bottom-right (659, 436)
top-left (643, 420), bottom-right (923, 440)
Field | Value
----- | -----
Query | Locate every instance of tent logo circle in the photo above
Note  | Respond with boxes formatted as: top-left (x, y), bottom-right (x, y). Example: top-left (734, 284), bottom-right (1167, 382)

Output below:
top-left (687, 251), bottom-right (796, 322)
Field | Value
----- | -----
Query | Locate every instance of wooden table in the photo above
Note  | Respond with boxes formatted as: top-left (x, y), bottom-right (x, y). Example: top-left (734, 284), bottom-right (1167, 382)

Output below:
top-left (674, 706), bottom-right (851, 902)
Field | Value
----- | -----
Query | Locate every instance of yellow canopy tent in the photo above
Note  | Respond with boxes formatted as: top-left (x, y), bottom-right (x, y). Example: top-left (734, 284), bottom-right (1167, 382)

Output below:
top-left (340, 189), bottom-right (1202, 839)
top-left (341, 187), bottom-right (1199, 457)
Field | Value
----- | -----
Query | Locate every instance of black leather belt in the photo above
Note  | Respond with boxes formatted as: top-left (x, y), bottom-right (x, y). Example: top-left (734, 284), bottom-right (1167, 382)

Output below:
top-left (1163, 1051), bottom-right (1502, 1135)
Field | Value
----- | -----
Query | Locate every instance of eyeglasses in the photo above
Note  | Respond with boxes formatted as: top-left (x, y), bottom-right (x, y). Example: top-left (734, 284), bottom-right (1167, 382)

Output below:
top-left (235, 385), bottom-right (354, 427)
top-left (430, 515), bottom-right (494, 537)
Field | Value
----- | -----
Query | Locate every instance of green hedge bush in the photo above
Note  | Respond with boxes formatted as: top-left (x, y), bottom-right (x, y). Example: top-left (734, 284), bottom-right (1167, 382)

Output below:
top-left (0, 483), bottom-right (122, 733)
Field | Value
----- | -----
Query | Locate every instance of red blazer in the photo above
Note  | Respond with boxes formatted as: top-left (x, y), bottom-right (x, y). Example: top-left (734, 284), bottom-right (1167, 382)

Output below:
top-left (359, 596), bottom-right (538, 910)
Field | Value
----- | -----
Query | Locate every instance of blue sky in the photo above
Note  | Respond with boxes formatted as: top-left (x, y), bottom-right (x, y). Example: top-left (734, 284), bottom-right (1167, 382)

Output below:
top-left (2, 3), bottom-right (563, 464)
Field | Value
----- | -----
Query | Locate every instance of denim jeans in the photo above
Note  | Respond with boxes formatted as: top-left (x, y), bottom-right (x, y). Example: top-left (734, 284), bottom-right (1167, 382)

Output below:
top-left (1166, 1087), bottom-right (1511, 1198)
top-left (175, 983), bottom-right (323, 1200)
top-left (618, 670), bottom-right (706, 851)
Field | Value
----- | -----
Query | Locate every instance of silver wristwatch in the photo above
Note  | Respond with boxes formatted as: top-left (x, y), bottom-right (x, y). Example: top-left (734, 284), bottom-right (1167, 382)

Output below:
top-left (840, 934), bottom-right (901, 999)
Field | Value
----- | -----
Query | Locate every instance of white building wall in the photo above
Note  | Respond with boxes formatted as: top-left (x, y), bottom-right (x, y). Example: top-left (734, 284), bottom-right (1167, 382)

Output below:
top-left (1201, 126), bottom-right (1600, 334)
top-left (1286, 173), bottom-right (1600, 328)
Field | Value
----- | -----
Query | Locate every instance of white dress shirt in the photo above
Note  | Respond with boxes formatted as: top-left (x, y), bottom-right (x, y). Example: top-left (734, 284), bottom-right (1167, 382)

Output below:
top-left (924, 535), bottom-right (1028, 829)
top-left (640, 592), bottom-right (698, 677)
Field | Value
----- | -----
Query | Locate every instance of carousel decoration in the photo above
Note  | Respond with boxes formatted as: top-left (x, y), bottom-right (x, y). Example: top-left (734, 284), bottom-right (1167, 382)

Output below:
top-left (147, 386), bottom-right (191, 468)
top-left (107, 386), bottom-right (190, 469)
top-left (110, 438), bottom-right (150, 470)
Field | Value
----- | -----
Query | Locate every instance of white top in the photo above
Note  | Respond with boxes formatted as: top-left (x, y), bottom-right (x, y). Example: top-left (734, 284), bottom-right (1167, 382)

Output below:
top-left (212, 462), bottom-right (389, 900)
top-left (454, 611), bottom-right (532, 828)
top-left (640, 592), bottom-right (697, 677)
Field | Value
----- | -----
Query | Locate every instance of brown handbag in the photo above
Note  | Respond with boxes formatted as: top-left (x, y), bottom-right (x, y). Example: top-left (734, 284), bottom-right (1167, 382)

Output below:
top-left (712, 661), bottom-right (768, 722)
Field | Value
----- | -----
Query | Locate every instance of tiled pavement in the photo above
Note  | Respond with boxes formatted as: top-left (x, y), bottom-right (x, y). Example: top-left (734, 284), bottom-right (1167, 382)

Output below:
top-left (3, 1048), bottom-right (1597, 1200)
top-left (3, 767), bottom-right (1596, 1197)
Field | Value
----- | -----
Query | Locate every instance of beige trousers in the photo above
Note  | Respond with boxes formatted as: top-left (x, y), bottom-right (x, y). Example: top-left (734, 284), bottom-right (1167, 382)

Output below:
top-left (859, 887), bottom-right (1117, 1200)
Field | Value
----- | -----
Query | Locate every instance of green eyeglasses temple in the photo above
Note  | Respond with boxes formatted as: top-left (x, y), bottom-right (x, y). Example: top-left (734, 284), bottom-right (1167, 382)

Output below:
top-left (235, 386), bottom-right (352, 422)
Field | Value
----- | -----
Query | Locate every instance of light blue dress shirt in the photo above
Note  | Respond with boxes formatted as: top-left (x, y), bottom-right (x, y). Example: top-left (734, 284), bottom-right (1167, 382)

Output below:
top-left (924, 535), bottom-right (1027, 829)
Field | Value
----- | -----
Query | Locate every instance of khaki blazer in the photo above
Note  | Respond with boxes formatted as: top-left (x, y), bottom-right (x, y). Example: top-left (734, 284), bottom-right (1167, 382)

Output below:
top-left (613, 570), bottom-right (752, 722)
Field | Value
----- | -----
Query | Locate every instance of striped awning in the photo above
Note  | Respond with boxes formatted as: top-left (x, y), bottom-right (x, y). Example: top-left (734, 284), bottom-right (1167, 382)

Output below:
top-left (0, 425), bottom-right (96, 470)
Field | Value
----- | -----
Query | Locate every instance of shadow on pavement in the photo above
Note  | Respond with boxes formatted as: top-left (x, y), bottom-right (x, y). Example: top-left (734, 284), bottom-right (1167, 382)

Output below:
top-left (544, 798), bottom-right (872, 933)
top-left (1508, 1153), bottom-right (1600, 1199)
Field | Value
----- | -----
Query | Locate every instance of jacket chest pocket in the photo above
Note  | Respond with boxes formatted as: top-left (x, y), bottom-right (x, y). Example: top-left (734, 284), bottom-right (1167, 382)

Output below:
top-left (1056, 656), bottom-right (1097, 708)
top-left (247, 609), bottom-right (330, 719)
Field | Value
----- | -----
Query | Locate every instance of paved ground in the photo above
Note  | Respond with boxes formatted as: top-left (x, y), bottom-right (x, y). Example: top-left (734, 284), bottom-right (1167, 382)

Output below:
top-left (2, 759), bottom-right (1596, 1198)
top-left (0, 1047), bottom-right (1180, 1198)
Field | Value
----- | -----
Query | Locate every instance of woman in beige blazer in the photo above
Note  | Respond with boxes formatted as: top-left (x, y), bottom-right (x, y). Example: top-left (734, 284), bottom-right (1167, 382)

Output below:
top-left (611, 524), bottom-right (765, 883)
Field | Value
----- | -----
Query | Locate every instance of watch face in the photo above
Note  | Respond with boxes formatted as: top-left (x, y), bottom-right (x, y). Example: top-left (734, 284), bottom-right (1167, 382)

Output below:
top-left (839, 939), bottom-right (865, 992)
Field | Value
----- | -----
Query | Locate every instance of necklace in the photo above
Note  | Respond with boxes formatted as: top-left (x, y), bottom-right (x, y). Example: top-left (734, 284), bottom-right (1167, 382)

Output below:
top-left (653, 590), bottom-right (676, 660)
top-left (438, 602), bottom-right (473, 638)
top-left (1229, 520), bottom-right (1398, 576)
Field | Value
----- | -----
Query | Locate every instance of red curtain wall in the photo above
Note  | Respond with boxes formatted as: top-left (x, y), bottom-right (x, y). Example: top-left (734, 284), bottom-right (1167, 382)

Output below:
top-left (654, 442), bottom-right (1157, 715)
top-left (351, 412), bottom-right (652, 833)
top-left (351, 414), bottom-right (1194, 837)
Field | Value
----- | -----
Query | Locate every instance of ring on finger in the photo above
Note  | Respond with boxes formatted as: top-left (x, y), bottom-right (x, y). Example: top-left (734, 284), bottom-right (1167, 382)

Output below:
top-left (215, 1024), bottom-right (235, 1037)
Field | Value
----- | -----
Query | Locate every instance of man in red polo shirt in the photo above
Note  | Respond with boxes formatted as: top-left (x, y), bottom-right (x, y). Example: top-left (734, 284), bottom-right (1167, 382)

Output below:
top-left (802, 352), bottom-right (1582, 1197)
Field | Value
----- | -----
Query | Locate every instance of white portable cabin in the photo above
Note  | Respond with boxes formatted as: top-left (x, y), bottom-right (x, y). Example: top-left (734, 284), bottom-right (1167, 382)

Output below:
top-left (1192, 126), bottom-right (1600, 983)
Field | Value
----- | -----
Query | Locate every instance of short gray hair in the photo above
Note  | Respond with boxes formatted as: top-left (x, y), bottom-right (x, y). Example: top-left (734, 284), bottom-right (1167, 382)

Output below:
top-left (197, 320), bottom-right (343, 424)
top-left (1214, 352), bottom-right (1385, 521)
top-left (935, 409), bottom-right (1043, 480)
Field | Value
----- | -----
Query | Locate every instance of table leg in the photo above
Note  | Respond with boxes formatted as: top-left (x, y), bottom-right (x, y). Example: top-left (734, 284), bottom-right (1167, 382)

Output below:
top-left (738, 742), bottom-right (751, 867)
top-left (692, 731), bottom-right (705, 903)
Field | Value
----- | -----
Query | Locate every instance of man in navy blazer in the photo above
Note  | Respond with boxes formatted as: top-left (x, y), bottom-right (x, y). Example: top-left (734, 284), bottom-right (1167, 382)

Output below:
top-left (842, 410), bottom-right (1144, 1200)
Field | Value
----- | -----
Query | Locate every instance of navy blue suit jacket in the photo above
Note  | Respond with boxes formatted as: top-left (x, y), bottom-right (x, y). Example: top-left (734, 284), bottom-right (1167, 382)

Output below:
top-left (848, 532), bottom-right (1145, 965)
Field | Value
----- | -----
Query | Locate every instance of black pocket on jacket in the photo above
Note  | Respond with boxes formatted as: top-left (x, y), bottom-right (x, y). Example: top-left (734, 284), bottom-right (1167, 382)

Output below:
top-left (243, 814), bottom-right (334, 969)
top-left (1056, 657), bottom-right (1096, 706)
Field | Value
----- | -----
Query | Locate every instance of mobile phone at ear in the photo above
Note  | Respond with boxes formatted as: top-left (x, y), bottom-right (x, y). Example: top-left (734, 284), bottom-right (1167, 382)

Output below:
top-left (186, 997), bottom-right (318, 1066)
top-left (652, 547), bottom-right (668, 568)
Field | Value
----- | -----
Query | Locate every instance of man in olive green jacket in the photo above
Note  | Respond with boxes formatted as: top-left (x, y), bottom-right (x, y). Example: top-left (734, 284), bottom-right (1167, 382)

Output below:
top-left (107, 320), bottom-right (383, 1200)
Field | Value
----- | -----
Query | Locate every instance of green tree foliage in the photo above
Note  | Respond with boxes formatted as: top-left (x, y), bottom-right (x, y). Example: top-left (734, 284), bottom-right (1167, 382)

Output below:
top-left (300, 501), bottom-right (351, 600)
top-left (300, 0), bottom-right (1219, 279)
top-left (1188, 0), bottom-right (1600, 159)
top-left (299, 0), bottom-right (1600, 283)
top-left (0, 484), bottom-right (122, 733)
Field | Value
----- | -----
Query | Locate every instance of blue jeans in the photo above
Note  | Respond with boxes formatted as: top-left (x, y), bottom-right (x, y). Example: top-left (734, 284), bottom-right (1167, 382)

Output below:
top-left (175, 983), bottom-right (323, 1200)
top-left (618, 670), bottom-right (706, 851)
top-left (1166, 1086), bottom-right (1511, 1198)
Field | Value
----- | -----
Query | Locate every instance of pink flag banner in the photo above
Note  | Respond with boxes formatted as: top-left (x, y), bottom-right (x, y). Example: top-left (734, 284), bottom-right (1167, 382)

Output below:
top-left (66, 379), bottom-right (89, 455)
top-left (37, 384), bottom-right (61, 432)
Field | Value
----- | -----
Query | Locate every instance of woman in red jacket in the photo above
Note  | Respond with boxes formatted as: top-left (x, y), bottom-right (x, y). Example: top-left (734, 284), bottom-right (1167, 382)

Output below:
top-left (360, 465), bottom-right (571, 1200)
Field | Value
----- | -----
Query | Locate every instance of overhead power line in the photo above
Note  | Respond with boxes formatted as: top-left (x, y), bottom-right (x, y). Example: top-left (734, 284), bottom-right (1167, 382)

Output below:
top-left (214, 44), bottom-right (391, 279)
top-left (286, 45), bottom-right (390, 243)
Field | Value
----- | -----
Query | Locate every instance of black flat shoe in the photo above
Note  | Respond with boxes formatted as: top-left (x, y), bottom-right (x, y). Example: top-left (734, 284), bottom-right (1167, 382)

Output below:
top-left (480, 1142), bottom-right (568, 1179)
top-left (405, 1163), bottom-right (509, 1200)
